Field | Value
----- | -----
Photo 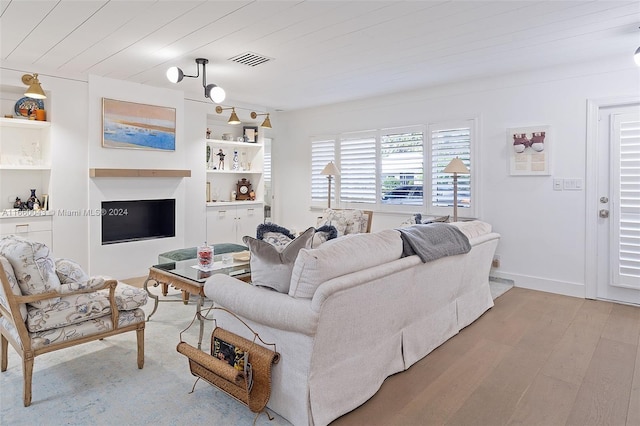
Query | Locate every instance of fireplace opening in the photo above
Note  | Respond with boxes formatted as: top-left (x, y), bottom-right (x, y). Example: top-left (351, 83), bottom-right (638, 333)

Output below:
top-left (101, 199), bottom-right (175, 245)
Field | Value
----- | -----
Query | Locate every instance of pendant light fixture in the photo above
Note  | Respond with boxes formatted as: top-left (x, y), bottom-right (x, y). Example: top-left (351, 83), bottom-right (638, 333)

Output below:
top-left (166, 58), bottom-right (225, 103)
top-left (250, 111), bottom-right (272, 129)
top-left (215, 106), bottom-right (241, 124)
top-left (22, 73), bottom-right (46, 99)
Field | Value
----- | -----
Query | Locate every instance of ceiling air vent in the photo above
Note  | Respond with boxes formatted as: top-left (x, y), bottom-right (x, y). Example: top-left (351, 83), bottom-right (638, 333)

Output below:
top-left (229, 52), bottom-right (272, 67)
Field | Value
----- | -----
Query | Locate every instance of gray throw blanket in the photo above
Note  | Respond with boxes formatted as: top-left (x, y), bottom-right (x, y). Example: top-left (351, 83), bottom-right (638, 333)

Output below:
top-left (397, 223), bottom-right (471, 263)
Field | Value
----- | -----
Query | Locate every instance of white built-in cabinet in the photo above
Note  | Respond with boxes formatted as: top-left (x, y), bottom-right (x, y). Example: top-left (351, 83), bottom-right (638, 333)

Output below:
top-left (206, 203), bottom-right (263, 245)
top-left (0, 117), bottom-right (53, 248)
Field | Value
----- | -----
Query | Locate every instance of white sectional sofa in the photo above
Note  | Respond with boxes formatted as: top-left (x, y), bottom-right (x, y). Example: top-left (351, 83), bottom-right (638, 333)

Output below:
top-left (204, 221), bottom-right (500, 426)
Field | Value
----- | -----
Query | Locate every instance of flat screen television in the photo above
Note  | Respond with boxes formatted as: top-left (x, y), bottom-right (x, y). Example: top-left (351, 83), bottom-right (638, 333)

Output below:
top-left (101, 199), bottom-right (175, 245)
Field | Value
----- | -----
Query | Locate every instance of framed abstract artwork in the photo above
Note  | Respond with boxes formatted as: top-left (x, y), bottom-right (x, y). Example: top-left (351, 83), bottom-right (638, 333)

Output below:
top-left (507, 125), bottom-right (551, 175)
top-left (102, 98), bottom-right (176, 151)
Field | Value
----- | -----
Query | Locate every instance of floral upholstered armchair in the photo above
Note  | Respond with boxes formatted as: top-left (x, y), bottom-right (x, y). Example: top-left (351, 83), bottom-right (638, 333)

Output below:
top-left (316, 208), bottom-right (373, 236)
top-left (0, 235), bottom-right (147, 406)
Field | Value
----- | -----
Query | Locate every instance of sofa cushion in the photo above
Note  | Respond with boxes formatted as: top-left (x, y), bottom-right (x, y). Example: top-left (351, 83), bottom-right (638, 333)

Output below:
top-left (289, 229), bottom-right (403, 299)
top-left (450, 220), bottom-right (492, 240)
top-left (0, 255), bottom-right (28, 321)
top-left (25, 283), bottom-right (147, 333)
top-left (0, 235), bottom-right (61, 309)
top-left (55, 258), bottom-right (90, 284)
top-left (243, 227), bottom-right (315, 293)
top-left (311, 225), bottom-right (338, 249)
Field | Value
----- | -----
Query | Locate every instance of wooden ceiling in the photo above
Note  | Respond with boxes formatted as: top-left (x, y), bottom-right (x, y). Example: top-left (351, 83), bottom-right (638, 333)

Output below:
top-left (1, 1), bottom-right (638, 110)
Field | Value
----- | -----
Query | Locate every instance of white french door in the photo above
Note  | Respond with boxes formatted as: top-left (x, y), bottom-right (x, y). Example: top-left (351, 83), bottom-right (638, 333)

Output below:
top-left (594, 104), bottom-right (640, 304)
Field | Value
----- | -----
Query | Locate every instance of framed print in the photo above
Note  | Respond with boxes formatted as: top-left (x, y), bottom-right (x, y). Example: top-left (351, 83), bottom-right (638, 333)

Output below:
top-left (507, 125), bottom-right (551, 175)
top-left (243, 126), bottom-right (258, 143)
top-left (102, 98), bottom-right (176, 151)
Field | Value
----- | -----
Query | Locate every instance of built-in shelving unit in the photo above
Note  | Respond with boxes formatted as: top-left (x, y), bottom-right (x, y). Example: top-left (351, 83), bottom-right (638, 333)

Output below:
top-left (205, 138), bottom-right (264, 203)
top-left (0, 116), bottom-right (53, 247)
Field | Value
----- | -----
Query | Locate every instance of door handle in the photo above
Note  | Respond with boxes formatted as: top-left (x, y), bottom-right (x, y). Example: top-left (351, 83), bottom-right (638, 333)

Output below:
top-left (599, 209), bottom-right (609, 218)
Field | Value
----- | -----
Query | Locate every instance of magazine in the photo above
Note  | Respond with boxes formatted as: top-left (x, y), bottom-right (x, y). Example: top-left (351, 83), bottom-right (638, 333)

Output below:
top-left (212, 336), bottom-right (244, 370)
top-left (212, 336), bottom-right (253, 391)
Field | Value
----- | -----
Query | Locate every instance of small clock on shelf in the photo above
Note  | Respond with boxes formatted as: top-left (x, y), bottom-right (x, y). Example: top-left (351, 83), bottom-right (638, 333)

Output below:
top-left (236, 178), bottom-right (252, 200)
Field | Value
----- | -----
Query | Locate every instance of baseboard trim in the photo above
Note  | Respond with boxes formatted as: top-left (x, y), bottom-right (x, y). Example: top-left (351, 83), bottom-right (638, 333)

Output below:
top-left (491, 271), bottom-right (585, 299)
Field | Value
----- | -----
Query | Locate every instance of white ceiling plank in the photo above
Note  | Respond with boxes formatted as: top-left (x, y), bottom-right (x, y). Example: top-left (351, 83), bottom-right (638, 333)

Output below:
top-left (61, 1), bottom-right (204, 74)
top-left (0, 0), bottom-right (57, 60)
top-left (42, 1), bottom-right (156, 70)
top-left (4, 1), bottom-right (109, 64)
top-left (1, 1), bottom-right (637, 111)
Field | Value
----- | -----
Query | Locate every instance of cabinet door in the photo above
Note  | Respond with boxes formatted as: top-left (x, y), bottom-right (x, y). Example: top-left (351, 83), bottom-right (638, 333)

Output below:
top-left (206, 208), bottom-right (237, 244)
top-left (0, 217), bottom-right (53, 248)
top-left (236, 205), bottom-right (263, 242)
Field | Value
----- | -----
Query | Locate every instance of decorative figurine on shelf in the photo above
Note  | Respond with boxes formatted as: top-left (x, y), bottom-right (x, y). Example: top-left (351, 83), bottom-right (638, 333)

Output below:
top-left (217, 149), bottom-right (225, 170)
top-left (206, 128), bottom-right (212, 139)
top-left (13, 197), bottom-right (26, 211)
top-left (232, 150), bottom-right (240, 171)
top-left (206, 145), bottom-right (211, 168)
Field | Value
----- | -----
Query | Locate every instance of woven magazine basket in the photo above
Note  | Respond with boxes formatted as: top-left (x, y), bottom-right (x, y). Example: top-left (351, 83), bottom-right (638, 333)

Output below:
top-left (177, 307), bottom-right (280, 416)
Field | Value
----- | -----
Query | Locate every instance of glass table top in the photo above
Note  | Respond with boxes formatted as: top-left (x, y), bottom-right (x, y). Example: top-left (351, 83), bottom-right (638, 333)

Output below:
top-left (152, 255), bottom-right (250, 284)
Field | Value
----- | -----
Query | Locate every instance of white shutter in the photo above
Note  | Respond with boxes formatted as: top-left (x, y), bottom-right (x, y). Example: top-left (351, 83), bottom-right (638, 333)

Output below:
top-left (263, 140), bottom-right (272, 182)
top-left (612, 114), bottom-right (640, 289)
top-left (311, 138), bottom-right (336, 205)
top-left (429, 123), bottom-right (472, 212)
top-left (340, 131), bottom-right (376, 204)
top-left (380, 127), bottom-right (424, 206)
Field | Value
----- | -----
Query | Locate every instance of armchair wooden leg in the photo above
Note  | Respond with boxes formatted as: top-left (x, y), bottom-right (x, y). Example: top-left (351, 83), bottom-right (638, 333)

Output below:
top-left (1, 334), bottom-right (7, 372)
top-left (23, 356), bottom-right (34, 407)
top-left (136, 327), bottom-right (144, 369)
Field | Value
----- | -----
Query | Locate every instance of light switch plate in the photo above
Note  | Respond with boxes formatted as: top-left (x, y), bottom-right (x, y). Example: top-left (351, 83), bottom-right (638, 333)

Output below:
top-left (553, 179), bottom-right (563, 191)
top-left (563, 178), bottom-right (583, 190)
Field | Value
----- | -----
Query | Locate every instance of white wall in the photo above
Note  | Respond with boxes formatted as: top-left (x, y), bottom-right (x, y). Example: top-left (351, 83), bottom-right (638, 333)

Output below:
top-left (274, 56), bottom-right (640, 298)
top-left (87, 75), bottom-right (187, 278)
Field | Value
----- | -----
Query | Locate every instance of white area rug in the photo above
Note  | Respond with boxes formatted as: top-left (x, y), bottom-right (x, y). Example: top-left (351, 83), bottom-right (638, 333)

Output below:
top-left (0, 285), bottom-right (290, 426)
top-left (2, 280), bottom-right (512, 425)
top-left (489, 279), bottom-right (514, 300)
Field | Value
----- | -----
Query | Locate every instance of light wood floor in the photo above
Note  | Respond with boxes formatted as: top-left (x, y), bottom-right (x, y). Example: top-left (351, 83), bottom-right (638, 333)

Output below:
top-left (331, 287), bottom-right (640, 426)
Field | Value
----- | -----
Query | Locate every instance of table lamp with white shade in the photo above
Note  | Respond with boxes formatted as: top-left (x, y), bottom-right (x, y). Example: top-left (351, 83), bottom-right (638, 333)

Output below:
top-left (321, 161), bottom-right (340, 208)
top-left (443, 157), bottom-right (470, 222)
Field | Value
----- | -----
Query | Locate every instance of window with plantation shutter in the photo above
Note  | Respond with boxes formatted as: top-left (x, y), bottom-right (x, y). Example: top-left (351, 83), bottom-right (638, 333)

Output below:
top-left (340, 132), bottom-right (377, 203)
top-left (311, 138), bottom-right (336, 206)
top-left (309, 119), bottom-right (476, 216)
top-left (380, 127), bottom-right (424, 206)
top-left (429, 122), bottom-right (474, 216)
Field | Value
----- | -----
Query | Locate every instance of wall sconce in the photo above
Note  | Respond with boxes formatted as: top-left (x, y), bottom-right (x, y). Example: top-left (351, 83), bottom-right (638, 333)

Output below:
top-left (166, 58), bottom-right (225, 103)
top-left (250, 112), bottom-right (272, 129)
top-left (22, 73), bottom-right (46, 99)
top-left (635, 46), bottom-right (640, 66)
top-left (321, 161), bottom-right (340, 208)
top-left (443, 157), bottom-right (470, 222)
top-left (215, 106), bottom-right (241, 124)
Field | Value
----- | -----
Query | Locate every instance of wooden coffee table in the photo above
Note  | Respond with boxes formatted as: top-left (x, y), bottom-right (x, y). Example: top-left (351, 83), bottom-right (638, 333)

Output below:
top-left (143, 256), bottom-right (250, 349)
